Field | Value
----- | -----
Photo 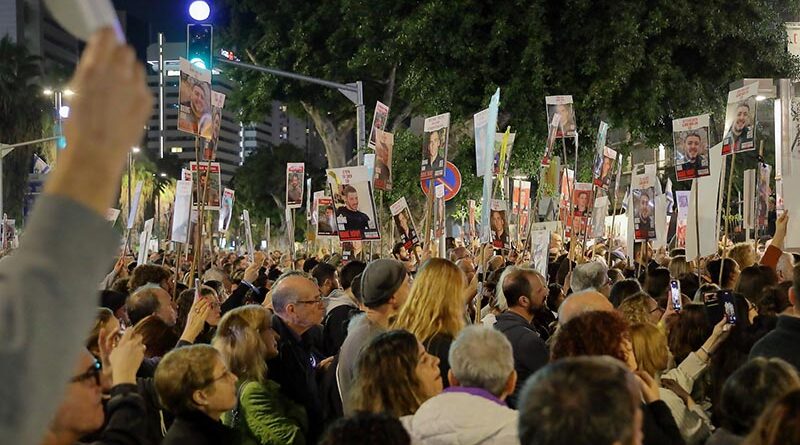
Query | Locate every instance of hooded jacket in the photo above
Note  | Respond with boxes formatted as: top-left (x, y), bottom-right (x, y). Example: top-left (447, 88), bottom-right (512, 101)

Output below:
top-left (493, 311), bottom-right (549, 408)
top-left (322, 289), bottom-right (362, 356)
top-left (400, 387), bottom-right (519, 445)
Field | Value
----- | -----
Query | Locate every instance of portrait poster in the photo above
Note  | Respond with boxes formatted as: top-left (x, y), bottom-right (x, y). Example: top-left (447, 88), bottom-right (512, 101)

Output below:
top-left (757, 163), bottom-right (772, 227)
top-left (519, 181), bottom-right (532, 235)
top-left (202, 91), bottom-right (226, 161)
top-left (722, 82), bottom-right (758, 155)
top-left (632, 174), bottom-right (657, 241)
top-left (571, 182), bottom-right (593, 237)
top-left (170, 180), bottom-right (193, 243)
top-left (530, 229), bottom-right (550, 279)
top-left (512, 179), bottom-right (522, 215)
top-left (420, 113), bottom-right (450, 181)
top-left (327, 166), bottom-right (381, 241)
top-left (391, 197), bottom-right (420, 250)
top-left (286, 163), bottom-right (305, 209)
top-left (545, 95), bottom-right (577, 139)
top-left (493, 132), bottom-right (516, 177)
top-left (218, 188), bottom-right (235, 232)
top-left (675, 190), bottom-right (690, 248)
top-left (177, 58), bottom-right (213, 138)
top-left (592, 146), bottom-right (618, 190)
top-left (373, 129), bottom-right (394, 191)
top-left (558, 168), bottom-right (575, 232)
top-left (673, 114), bottom-right (711, 180)
top-left (490, 199), bottom-right (511, 251)
top-left (541, 113), bottom-right (561, 167)
top-left (367, 101), bottom-right (390, 149)
top-left (316, 196), bottom-right (337, 237)
top-left (190, 162), bottom-right (221, 210)
top-left (474, 108), bottom-right (490, 177)
top-left (591, 195), bottom-right (609, 239)
top-left (181, 168), bottom-right (192, 182)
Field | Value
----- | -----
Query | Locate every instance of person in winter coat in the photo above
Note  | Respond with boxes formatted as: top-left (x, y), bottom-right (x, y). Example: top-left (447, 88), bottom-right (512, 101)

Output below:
top-left (402, 326), bottom-right (519, 444)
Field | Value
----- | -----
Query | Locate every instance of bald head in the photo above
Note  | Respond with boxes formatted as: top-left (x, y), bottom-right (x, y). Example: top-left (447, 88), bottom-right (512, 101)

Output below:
top-left (558, 290), bottom-right (614, 325)
top-left (271, 274), bottom-right (318, 314)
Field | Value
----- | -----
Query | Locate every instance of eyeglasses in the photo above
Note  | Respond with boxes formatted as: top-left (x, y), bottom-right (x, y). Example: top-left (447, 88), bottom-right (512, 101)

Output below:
top-left (295, 295), bottom-right (324, 306)
top-left (204, 368), bottom-right (234, 388)
top-left (70, 359), bottom-right (102, 386)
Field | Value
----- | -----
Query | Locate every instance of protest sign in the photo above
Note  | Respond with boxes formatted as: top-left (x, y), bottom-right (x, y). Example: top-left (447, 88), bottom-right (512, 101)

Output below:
top-left (202, 91), bottom-right (226, 160)
top-left (673, 114), bottom-right (711, 180)
top-left (126, 180), bottom-right (143, 230)
top-left (722, 82), bottom-right (758, 155)
top-left (286, 163), bottom-right (305, 209)
top-left (675, 191), bottom-right (690, 248)
top-left (420, 113), bottom-right (450, 181)
top-left (530, 229), bottom-right (550, 278)
top-left (178, 58), bottom-right (213, 138)
top-left (137, 218), bottom-right (154, 265)
top-left (490, 199), bottom-right (511, 251)
top-left (190, 162), bottom-right (221, 209)
top-left (480, 89), bottom-right (500, 243)
top-left (474, 108), bottom-right (490, 177)
top-left (327, 166), bottom-right (381, 241)
top-left (632, 173), bottom-right (657, 241)
top-left (367, 101), bottom-right (390, 149)
top-left (391, 197), bottom-right (420, 249)
top-left (545, 95), bottom-right (577, 138)
top-left (171, 180), bottom-right (193, 243)
top-left (316, 196), bottom-right (337, 237)
top-left (373, 129), bottom-right (394, 191)
top-left (687, 143), bottom-right (724, 260)
top-left (592, 146), bottom-right (617, 190)
top-left (541, 113), bottom-right (561, 167)
top-left (218, 188), bottom-right (235, 232)
top-left (242, 210), bottom-right (254, 261)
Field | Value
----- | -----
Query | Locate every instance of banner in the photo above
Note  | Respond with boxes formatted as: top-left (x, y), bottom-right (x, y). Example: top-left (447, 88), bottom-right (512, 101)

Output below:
top-left (242, 210), bottom-right (254, 262)
top-left (490, 199), bottom-right (511, 251)
top-left (545, 95), bottom-right (577, 138)
top-left (286, 162), bottom-right (304, 209)
top-left (722, 82), bottom-right (758, 155)
top-left (480, 89), bottom-right (500, 243)
top-left (474, 108), bottom-right (490, 177)
top-left (373, 129), bottom-right (394, 191)
top-left (126, 180), bottom-right (144, 230)
top-left (177, 57), bottom-right (213, 138)
top-left (420, 113), bottom-right (450, 181)
top-left (171, 180), bottom-right (193, 243)
top-left (218, 188), bottom-right (235, 232)
top-left (316, 196), bottom-right (337, 237)
top-left (190, 162), bottom-right (221, 210)
top-left (592, 146), bottom-right (617, 190)
top-left (673, 114), bottom-right (711, 180)
top-left (327, 166), bottom-right (381, 241)
top-left (367, 101), bottom-right (390, 149)
top-left (202, 91), bottom-right (226, 160)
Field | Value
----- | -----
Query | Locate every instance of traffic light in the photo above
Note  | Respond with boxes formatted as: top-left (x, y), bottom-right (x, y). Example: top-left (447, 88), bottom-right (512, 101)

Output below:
top-left (187, 24), bottom-right (213, 70)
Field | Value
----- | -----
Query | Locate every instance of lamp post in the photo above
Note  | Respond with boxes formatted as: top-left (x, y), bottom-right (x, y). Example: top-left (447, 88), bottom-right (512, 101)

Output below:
top-left (43, 87), bottom-right (74, 161)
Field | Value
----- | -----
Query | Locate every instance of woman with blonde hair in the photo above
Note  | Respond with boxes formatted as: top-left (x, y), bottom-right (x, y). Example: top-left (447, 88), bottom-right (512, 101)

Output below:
top-left (392, 258), bottom-right (466, 386)
top-left (213, 305), bottom-right (307, 445)
top-left (630, 320), bottom-right (730, 445)
top-left (618, 292), bottom-right (665, 326)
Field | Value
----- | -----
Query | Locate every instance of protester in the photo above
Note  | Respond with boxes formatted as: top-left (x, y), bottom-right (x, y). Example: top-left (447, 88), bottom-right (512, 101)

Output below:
top-left (127, 283), bottom-right (178, 327)
top-left (707, 357), bottom-right (800, 445)
top-left (750, 263), bottom-right (800, 370)
top-left (557, 289), bottom-right (614, 324)
top-left (312, 263), bottom-right (340, 298)
top-left (155, 345), bottom-right (237, 444)
top-left (128, 264), bottom-right (175, 296)
top-left (401, 326), bottom-right (519, 443)
top-left (493, 268), bottom-right (549, 407)
top-left (618, 292), bottom-right (667, 326)
top-left (611, 278), bottom-right (643, 307)
top-left (213, 305), bottom-right (307, 445)
top-left (266, 274), bottom-right (326, 442)
top-left (518, 356), bottom-right (643, 445)
top-left (742, 389), bottom-right (800, 445)
top-left (320, 412), bottom-right (410, 445)
top-left (349, 330), bottom-right (442, 417)
top-left (323, 260), bottom-right (366, 356)
top-left (338, 259), bottom-right (410, 414)
top-left (570, 261), bottom-right (611, 296)
top-left (393, 258), bottom-right (467, 386)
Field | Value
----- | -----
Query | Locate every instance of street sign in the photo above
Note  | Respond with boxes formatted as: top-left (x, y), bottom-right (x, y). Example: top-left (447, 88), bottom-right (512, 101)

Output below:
top-left (420, 161), bottom-right (461, 201)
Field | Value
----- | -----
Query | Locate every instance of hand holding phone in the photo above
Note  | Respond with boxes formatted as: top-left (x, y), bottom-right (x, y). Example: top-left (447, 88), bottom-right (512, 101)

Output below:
top-left (670, 280), bottom-right (682, 312)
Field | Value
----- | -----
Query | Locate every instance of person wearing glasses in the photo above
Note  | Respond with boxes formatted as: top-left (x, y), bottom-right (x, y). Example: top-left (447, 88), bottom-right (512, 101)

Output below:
top-left (156, 344), bottom-right (238, 444)
top-left (267, 273), bottom-right (327, 442)
top-left (43, 330), bottom-right (147, 445)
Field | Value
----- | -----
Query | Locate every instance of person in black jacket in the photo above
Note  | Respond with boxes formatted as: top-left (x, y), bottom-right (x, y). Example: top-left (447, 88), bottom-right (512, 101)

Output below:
top-left (42, 331), bottom-right (148, 445)
top-left (268, 274), bottom-right (327, 442)
top-left (155, 345), bottom-right (237, 445)
top-left (322, 261), bottom-right (366, 356)
top-left (493, 268), bottom-right (549, 408)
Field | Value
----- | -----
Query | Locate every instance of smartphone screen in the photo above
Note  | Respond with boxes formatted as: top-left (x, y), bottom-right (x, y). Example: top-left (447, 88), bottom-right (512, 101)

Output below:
top-left (670, 280), bottom-right (681, 312)
top-left (719, 290), bottom-right (737, 324)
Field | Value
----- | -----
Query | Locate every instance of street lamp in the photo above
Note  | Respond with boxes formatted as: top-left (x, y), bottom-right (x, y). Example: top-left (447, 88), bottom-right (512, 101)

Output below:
top-left (188, 1), bottom-right (210, 21)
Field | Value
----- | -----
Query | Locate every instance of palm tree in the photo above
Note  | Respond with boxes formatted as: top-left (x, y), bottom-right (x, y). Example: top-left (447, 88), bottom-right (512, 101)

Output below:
top-left (0, 36), bottom-right (48, 221)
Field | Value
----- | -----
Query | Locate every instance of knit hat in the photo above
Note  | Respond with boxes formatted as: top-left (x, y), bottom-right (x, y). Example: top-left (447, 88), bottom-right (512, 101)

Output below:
top-left (360, 259), bottom-right (407, 308)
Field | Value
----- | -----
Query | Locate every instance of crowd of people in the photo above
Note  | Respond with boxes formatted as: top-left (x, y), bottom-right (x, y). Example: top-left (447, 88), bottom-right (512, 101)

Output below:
top-left (6, 27), bottom-right (800, 445)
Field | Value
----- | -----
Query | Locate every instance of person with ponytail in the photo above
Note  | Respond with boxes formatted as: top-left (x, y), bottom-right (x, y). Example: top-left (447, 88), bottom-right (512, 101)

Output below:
top-left (213, 305), bottom-right (308, 445)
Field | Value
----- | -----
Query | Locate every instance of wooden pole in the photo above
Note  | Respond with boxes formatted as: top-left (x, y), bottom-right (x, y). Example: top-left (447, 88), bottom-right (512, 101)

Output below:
top-left (719, 152), bottom-right (736, 285)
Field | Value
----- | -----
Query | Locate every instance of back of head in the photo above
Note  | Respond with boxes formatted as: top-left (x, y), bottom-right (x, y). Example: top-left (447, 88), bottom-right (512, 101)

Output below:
top-left (551, 310), bottom-right (630, 363)
top-left (728, 242), bottom-right (757, 269)
top-left (129, 264), bottom-right (171, 291)
top-left (668, 304), bottom-right (711, 364)
top-left (302, 257), bottom-right (319, 273)
top-left (394, 258), bottom-right (465, 341)
top-left (360, 259), bottom-right (407, 308)
top-left (617, 292), bottom-right (656, 325)
top-left (126, 284), bottom-right (164, 326)
top-left (707, 258), bottom-right (738, 288)
top-left (321, 412), bottom-right (410, 445)
top-left (448, 326), bottom-right (514, 396)
top-left (558, 290), bottom-right (614, 325)
top-left (610, 279), bottom-right (642, 308)
top-left (735, 265), bottom-right (778, 307)
top-left (202, 267), bottom-right (227, 284)
top-left (312, 262), bottom-right (337, 287)
top-left (132, 315), bottom-right (179, 358)
top-left (212, 305), bottom-right (269, 383)
top-left (744, 389), bottom-right (800, 445)
top-left (518, 356), bottom-right (638, 445)
top-left (570, 262), bottom-right (608, 293)
top-left (100, 289), bottom-right (127, 314)
top-left (340, 261), bottom-right (367, 291)
top-left (644, 267), bottom-right (671, 301)
top-left (720, 357), bottom-right (800, 435)
top-left (155, 344), bottom-right (220, 416)
top-left (629, 322), bottom-right (669, 377)
top-left (668, 255), bottom-right (691, 279)
top-left (500, 266), bottom-right (533, 309)
top-left (351, 330), bottom-right (424, 417)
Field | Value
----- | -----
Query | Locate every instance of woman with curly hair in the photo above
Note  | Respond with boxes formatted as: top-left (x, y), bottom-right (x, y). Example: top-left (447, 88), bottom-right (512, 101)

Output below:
top-left (350, 330), bottom-right (443, 417)
top-left (213, 305), bottom-right (307, 445)
top-left (551, 310), bottom-right (684, 445)
top-left (618, 292), bottom-right (665, 326)
top-left (393, 258), bottom-right (466, 386)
